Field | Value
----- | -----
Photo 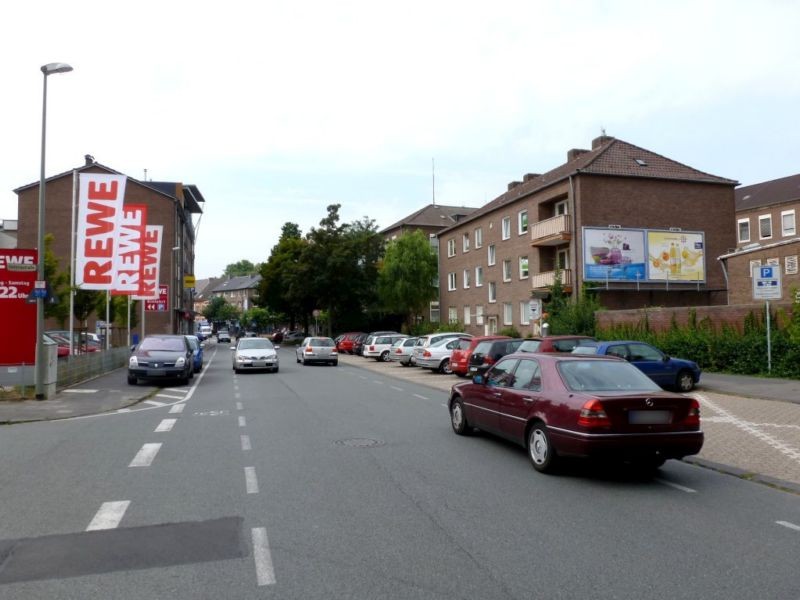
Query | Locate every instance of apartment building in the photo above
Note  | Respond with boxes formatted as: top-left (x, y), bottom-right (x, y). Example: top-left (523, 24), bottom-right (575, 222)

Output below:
top-left (210, 275), bottom-right (262, 312)
top-left (438, 136), bottom-right (737, 336)
top-left (719, 173), bottom-right (800, 304)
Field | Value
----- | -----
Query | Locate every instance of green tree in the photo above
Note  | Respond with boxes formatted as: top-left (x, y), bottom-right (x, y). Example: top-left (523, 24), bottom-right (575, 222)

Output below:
top-left (377, 230), bottom-right (438, 331)
top-left (43, 234), bottom-right (70, 326)
top-left (258, 222), bottom-right (311, 329)
top-left (224, 259), bottom-right (260, 277)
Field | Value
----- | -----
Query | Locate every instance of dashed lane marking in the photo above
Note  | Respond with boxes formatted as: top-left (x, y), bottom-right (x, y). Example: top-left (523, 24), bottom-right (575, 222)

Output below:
top-left (241, 435), bottom-right (251, 451)
top-left (129, 443), bottom-right (162, 467)
top-left (236, 402), bottom-right (243, 410)
top-left (655, 478), bottom-right (697, 493)
top-left (169, 403), bottom-right (185, 414)
top-left (154, 418), bottom-right (177, 433)
top-left (776, 521), bottom-right (800, 532)
top-left (238, 416), bottom-right (247, 428)
top-left (62, 389), bottom-right (98, 394)
top-left (252, 527), bottom-right (276, 586)
top-left (390, 386), bottom-right (404, 392)
top-left (244, 467), bottom-right (259, 494)
top-left (413, 394), bottom-right (429, 400)
top-left (86, 501), bottom-right (130, 531)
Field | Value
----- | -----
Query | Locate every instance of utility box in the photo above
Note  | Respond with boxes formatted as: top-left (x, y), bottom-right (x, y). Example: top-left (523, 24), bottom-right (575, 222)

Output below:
top-left (41, 338), bottom-right (58, 399)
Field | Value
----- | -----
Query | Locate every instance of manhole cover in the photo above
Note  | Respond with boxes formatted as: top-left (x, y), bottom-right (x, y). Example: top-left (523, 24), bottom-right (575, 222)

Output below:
top-left (334, 438), bottom-right (385, 448)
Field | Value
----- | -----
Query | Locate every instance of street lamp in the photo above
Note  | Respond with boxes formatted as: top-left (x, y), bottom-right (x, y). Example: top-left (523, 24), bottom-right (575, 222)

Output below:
top-left (170, 245), bottom-right (180, 333)
top-left (35, 62), bottom-right (72, 400)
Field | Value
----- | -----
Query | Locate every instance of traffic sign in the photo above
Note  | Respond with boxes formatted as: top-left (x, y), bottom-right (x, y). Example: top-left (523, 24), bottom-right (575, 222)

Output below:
top-left (752, 265), bottom-right (782, 300)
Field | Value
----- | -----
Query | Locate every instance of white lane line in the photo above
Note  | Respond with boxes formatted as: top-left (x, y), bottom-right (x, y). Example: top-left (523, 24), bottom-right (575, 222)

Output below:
top-left (252, 527), bottom-right (276, 586)
top-left (235, 392), bottom-right (241, 400)
top-left (390, 386), bottom-right (404, 392)
top-left (169, 403), bottom-right (186, 414)
top-left (154, 418), bottom-right (177, 433)
top-left (413, 394), bottom-right (429, 400)
top-left (118, 408), bottom-right (131, 413)
top-left (358, 375), bottom-right (368, 380)
top-left (241, 434), bottom-right (251, 451)
top-left (441, 403), bottom-right (448, 408)
top-left (776, 521), bottom-right (800, 532)
top-left (244, 467), bottom-right (259, 494)
top-left (234, 385), bottom-right (239, 392)
top-left (238, 416), bottom-right (247, 428)
top-left (145, 399), bottom-right (168, 406)
top-left (155, 394), bottom-right (185, 401)
top-left (86, 501), bottom-right (130, 531)
top-left (656, 479), bottom-right (697, 494)
top-left (372, 380), bottom-right (384, 385)
top-left (63, 389), bottom-right (98, 394)
top-left (236, 402), bottom-right (243, 411)
top-left (129, 443), bottom-right (162, 467)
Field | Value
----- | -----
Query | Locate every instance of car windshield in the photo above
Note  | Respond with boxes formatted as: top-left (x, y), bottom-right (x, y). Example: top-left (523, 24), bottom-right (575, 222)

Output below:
top-left (557, 360), bottom-right (662, 392)
top-left (518, 340), bottom-right (541, 352)
top-left (139, 337), bottom-right (186, 352)
top-left (572, 344), bottom-right (600, 355)
top-left (311, 338), bottom-right (335, 347)
top-left (239, 339), bottom-right (274, 350)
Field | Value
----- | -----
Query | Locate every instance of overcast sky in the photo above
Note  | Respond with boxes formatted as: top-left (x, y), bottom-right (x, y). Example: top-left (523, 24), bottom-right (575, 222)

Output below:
top-left (2, 1), bottom-right (798, 279)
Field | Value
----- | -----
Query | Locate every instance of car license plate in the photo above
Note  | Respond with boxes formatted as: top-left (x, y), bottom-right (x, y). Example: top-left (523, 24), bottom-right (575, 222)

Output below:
top-left (147, 369), bottom-right (166, 377)
top-left (628, 410), bottom-right (672, 424)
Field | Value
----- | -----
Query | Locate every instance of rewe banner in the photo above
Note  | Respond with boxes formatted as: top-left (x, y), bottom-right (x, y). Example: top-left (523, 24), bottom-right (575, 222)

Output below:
top-left (133, 225), bottom-right (163, 300)
top-left (111, 204), bottom-right (148, 296)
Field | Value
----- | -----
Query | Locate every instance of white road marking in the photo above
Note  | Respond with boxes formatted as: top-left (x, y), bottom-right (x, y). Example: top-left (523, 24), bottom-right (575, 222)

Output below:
top-left (236, 402), bottom-right (243, 410)
top-left (129, 443), bottom-right (162, 467)
top-left (390, 386), bottom-right (404, 392)
top-left (358, 375), bottom-right (368, 380)
top-left (169, 403), bottom-right (186, 414)
top-left (372, 380), bottom-right (384, 385)
top-left (155, 394), bottom-right (185, 401)
top-left (154, 418), bottom-right (177, 432)
top-left (86, 501), bottom-right (130, 531)
top-left (241, 435), bottom-right (251, 451)
top-left (245, 467), bottom-right (259, 494)
top-left (145, 399), bottom-right (168, 406)
top-left (441, 403), bottom-right (448, 408)
top-left (413, 394), bottom-right (429, 400)
top-left (117, 408), bottom-right (131, 413)
top-left (62, 389), bottom-right (98, 394)
top-left (238, 416), bottom-right (247, 428)
top-left (656, 478), bottom-right (697, 493)
top-left (776, 521), bottom-right (800, 532)
top-left (251, 527), bottom-right (276, 586)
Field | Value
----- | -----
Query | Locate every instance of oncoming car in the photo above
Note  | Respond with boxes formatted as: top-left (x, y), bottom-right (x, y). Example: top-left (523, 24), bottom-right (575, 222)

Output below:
top-left (128, 335), bottom-right (194, 385)
top-left (232, 337), bottom-right (279, 373)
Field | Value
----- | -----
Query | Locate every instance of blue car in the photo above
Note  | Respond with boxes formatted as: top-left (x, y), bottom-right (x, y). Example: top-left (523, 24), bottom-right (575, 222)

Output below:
top-left (185, 335), bottom-right (204, 373)
top-left (572, 340), bottom-right (700, 392)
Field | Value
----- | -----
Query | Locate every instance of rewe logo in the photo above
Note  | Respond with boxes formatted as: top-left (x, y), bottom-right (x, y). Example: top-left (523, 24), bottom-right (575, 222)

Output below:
top-left (0, 255), bottom-right (35, 270)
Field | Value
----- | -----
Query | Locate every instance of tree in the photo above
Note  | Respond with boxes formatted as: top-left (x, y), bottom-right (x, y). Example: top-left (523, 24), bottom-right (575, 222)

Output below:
top-left (224, 260), bottom-right (260, 277)
top-left (258, 222), bottom-right (311, 329)
top-left (43, 234), bottom-right (70, 326)
top-left (377, 230), bottom-right (438, 331)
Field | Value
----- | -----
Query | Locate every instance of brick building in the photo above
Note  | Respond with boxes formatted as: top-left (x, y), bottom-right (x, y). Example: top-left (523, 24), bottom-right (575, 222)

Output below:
top-left (718, 173), bottom-right (800, 305)
top-left (210, 275), bottom-right (262, 312)
top-left (14, 156), bottom-right (204, 338)
top-left (437, 136), bottom-right (737, 336)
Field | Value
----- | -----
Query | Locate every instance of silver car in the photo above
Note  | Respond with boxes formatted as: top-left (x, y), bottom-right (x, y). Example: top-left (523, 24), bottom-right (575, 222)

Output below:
top-left (415, 337), bottom-right (462, 374)
top-left (388, 337), bottom-right (419, 366)
top-left (411, 332), bottom-right (471, 366)
top-left (296, 337), bottom-right (339, 366)
top-left (232, 337), bottom-right (279, 373)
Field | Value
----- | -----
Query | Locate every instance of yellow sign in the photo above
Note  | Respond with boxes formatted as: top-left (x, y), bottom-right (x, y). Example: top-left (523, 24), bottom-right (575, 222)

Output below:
top-left (183, 274), bottom-right (196, 287)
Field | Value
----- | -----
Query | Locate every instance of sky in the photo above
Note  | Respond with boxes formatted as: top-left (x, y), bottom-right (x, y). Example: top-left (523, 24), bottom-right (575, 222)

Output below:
top-left (2, 0), bottom-right (799, 280)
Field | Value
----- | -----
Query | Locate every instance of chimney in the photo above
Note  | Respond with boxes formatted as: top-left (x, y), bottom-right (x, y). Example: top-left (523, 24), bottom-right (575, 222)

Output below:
top-left (84, 154), bottom-right (95, 165)
top-left (567, 148), bottom-right (589, 162)
top-left (522, 173), bottom-right (541, 182)
top-left (591, 135), bottom-right (614, 149)
top-left (507, 181), bottom-right (523, 191)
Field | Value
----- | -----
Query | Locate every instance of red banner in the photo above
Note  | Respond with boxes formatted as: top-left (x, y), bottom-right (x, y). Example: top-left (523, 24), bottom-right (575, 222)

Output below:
top-left (0, 250), bottom-right (37, 364)
top-left (133, 225), bottom-right (162, 300)
top-left (145, 284), bottom-right (169, 312)
top-left (111, 204), bottom-right (148, 295)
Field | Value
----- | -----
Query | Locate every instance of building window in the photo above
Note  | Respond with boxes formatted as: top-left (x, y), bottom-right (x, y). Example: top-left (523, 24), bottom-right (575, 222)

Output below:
top-left (518, 210), bottom-right (528, 235)
top-left (474, 227), bottom-right (483, 248)
top-left (464, 305), bottom-right (471, 325)
top-left (555, 200), bottom-right (568, 216)
top-left (476, 305), bottom-right (484, 325)
top-left (475, 266), bottom-right (484, 287)
top-left (781, 210), bottom-right (796, 237)
top-left (462, 233), bottom-right (470, 253)
top-left (519, 256), bottom-right (529, 279)
top-left (488, 244), bottom-right (496, 266)
top-left (767, 257), bottom-right (780, 266)
top-left (503, 303), bottom-right (513, 325)
top-left (786, 255), bottom-right (799, 275)
top-left (447, 238), bottom-right (456, 257)
top-left (556, 248), bottom-right (570, 270)
top-left (448, 307), bottom-right (458, 324)
top-left (448, 272), bottom-right (456, 290)
top-left (737, 218), bottom-right (751, 243)
top-left (463, 269), bottom-right (471, 289)
top-left (759, 215), bottom-right (772, 240)
top-left (520, 301), bottom-right (532, 325)
top-left (749, 259), bottom-right (761, 277)
top-left (502, 259), bottom-right (512, 282)
top-left (502, 217), bottom-right (511, 240)
top-left (430, 302), bottom-right (440, 323)
top-left (488, 282), bottom-right (497, 303)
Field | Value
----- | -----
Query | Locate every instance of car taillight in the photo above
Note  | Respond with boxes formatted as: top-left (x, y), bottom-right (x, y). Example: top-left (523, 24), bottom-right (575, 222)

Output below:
top-left (423, 350), bottom-right (432, 358)
top-left (683, 398), bottom-right (701, 427)
top-left (395, 349), bottom-right (403, 354)
top-left (305, 346), bottom-right (313, 353)
top-left (369, 345), bottom-right (375, 351)
top-left (578, 399), bottom-right (611, 428)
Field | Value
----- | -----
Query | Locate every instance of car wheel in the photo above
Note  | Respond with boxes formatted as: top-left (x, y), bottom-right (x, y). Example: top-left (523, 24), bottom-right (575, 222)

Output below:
top-left (127, 374), bottom-right (137, 385)
top-left (676, 370), bottom-right (695, 392)
top-left (527, 422), bottom-right (559, 473)
top-left (273, 366), bottom-right (279, 373)
top-left (439, 359), bottom-right (452, 374)
top-left (301, 356), bottom-right (307, 365)
top-left (450, 398), bottom-right (472, 435)
top-left (332, 360), bottom-right (338, 366)
top-left (380, 350), bottom-right (390, 362)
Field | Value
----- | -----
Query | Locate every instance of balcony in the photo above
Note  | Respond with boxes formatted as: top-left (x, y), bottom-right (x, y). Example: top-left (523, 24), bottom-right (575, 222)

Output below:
top-left (531, 269), bottom-right (572, 292)
top-left (531, 214), bottom-right (571, 246)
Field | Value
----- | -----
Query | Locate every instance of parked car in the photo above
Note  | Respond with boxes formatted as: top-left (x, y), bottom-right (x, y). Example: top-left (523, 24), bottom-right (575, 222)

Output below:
top-left (517, 335), bottom-right (597, 353)
top-left (363, 334), bottom-right (409, 361)
top-left (450, 336), bottom-right (510, 377)
top-left (571, 340), bottom-right (701, 392)
top-left (46, 330), bottom-right (99, 353)
top-left (411, 332), bottom-right (471, 366)
top-left (185, 334), bottom-right (204, 373)
top-left (467, 338), bottom-right (525, 375)
top-left (352, 333), bottom-right (370, 356)
top-left (128, 334), bottom-right (194, 385)
top-left (388, 337), bottom-right (419, 366)
top-left (415, 337), bottom-right (463, 373)
top-left (43, 333), bottom-right (70, 358)
top-left (217, 330), bottom-right (231, 343)
top-left (283, 330), bottom-right (306, 343)
top-left (232, 337), bottom-right (279, 373)
top-left (448, 353), bottom-right (703, 473)
top-left (336, 332), bottom-right (367, 354)
top-left (296, 337), bottom-right (338, 366)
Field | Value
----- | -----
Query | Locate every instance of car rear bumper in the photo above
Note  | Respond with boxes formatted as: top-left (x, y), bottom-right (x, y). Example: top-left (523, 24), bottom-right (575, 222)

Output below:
top-left (549, 427), bottom-right (704, 460)
top-left (129, 367), bottom-right (188, 380)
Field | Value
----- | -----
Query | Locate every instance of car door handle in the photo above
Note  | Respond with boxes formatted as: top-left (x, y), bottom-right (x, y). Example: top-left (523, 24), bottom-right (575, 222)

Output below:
top-left (521, 396), bottom-right (535, 402)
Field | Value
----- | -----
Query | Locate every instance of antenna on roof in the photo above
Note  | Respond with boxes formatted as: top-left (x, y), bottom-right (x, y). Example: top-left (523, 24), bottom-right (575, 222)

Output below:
top-left (432, 157), bottom-right (436, 207)
top-left (143, 168), bottom-right (148, 181)
top-left (600, 126), bottom-right (607, 137)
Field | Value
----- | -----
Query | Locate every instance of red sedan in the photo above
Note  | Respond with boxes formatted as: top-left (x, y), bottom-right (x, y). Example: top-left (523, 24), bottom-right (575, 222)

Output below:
top-left (448, 353), bottom-right (702, 473)
top-left (449, 335), bottom-right (510, 377)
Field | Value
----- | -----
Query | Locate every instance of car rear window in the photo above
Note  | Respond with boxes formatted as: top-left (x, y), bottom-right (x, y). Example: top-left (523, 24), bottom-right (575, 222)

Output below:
top-left (518, 340), bottom-right (541, 352)
top-left (551, 338), bottom-right (595, 352)
top-left (140, 337), bottom-right (185, 352)
top-left (312, 338), bottom-right (335, 346)
top-left (457, 339), bottom-right (472, 350)
top-left (558, 360), bottom-right (661, 392)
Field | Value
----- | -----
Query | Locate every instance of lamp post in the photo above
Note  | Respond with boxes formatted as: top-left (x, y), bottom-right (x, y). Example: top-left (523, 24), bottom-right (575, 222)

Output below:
top-left (35, 62), bottom-right (72, 400)
top-left (170, 245), bottom-right (180, 333)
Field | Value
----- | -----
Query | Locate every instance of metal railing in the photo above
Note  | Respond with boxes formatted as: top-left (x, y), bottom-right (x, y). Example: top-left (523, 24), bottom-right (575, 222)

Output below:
top-left (531, 269), bottom-right (572, 289)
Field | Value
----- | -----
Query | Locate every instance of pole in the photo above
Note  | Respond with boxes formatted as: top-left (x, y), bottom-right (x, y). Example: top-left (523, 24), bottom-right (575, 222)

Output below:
top-left (105, 291), bottom-right (110, 349)
top-left (68, 169), bottom-right (76, 358)
top-left (34, 71), bottom-right (49, 400)
top-left (127, 295), bottom-right (131, 347)
top-left (766, 300), bottom-right (772, 374)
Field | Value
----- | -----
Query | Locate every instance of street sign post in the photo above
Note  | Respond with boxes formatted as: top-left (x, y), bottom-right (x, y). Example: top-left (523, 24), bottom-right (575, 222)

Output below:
top-left (752, 265), bottom-right (782, 373)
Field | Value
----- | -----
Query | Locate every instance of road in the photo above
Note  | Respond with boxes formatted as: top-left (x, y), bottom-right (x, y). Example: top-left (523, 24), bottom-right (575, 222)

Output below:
top-left (0, 343), bottom-right (798, 599)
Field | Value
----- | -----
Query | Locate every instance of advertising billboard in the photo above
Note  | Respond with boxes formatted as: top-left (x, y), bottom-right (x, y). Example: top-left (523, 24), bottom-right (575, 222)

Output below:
top-left (0, 250), bottom-right (37, 364)
top-left (646, 230), bottom-right (705, 282)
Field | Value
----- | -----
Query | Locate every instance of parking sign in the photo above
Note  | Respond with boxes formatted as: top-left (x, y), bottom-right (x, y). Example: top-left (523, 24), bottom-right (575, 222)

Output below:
top-left (752, 265), bottom-right (782, 300)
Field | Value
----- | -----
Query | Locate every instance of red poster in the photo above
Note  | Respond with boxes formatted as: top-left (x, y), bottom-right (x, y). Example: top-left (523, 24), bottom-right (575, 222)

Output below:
top-left (144, 285), bottom-right (169, 312)
top-left (0, 250), bottom-right (37, 364)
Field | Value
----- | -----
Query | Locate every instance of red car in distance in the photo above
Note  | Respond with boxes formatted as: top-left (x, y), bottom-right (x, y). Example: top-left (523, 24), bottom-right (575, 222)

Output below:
top-left (449, 335), bottom-right (510, 377)
top-left (337, 332), bottom-right (366, 355)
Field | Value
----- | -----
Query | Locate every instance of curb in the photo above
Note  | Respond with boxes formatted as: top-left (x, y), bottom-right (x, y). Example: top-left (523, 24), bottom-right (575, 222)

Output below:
top-left (684, 456), bottom-right (800, 496)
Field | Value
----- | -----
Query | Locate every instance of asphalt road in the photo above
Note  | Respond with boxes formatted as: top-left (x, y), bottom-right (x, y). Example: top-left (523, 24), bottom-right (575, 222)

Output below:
top-left (0, 343), bottom-right (798, 599)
